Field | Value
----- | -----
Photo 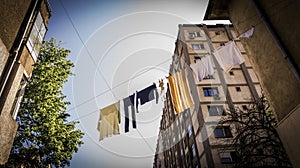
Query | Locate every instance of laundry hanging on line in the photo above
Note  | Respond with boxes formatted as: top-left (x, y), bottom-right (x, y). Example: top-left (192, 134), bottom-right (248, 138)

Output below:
top-left (159, 79), bottom-right (164, 94)
top-left (123, 93), bottom-right (137, 133)
top-left (136, 83), bottom-right (159, 113)
top-left (167, 68), bottom-right (194, 114)
top-left (178, 68), bottom-right (194, 110)
top-left (97, 83), bottom-right (161, 141)
top-left (97, 101), bottom-right (120, 141)
top-left (190, 55), bottom-right (214, 81)
top-left (238, 26), bottom-right (254, 38)
top-left (213, 40), bottom-right (245, 72)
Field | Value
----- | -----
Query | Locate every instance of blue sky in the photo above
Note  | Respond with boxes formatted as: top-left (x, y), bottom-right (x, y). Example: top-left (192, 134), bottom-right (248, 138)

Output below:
top-left (45, 0), bottom-right (229, 167)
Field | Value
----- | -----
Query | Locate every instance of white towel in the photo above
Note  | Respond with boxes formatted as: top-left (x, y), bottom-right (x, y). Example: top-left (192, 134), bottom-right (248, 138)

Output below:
top-left (238, 27), bottom-right (254, 38)
top-left (213, 41), bottom-right (245, 72)
top-left (190, 55), bottom-right (214, 81)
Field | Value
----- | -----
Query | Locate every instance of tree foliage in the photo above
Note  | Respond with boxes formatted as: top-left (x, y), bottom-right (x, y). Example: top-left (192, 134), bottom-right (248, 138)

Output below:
top-left (3, 39), bottom-right (84, 168)
top-left (220, 95), bottom-right (292, 168)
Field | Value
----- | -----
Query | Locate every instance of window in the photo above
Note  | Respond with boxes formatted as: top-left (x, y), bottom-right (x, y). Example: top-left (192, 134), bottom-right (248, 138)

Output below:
top-left (26, 12), bottom-right (46, 62)
top-left (236, 87), bottom-right (241, 92)
top-left (208, 106), bottom-right (224, 116)
top-left (189, 32), bottom-right (201, 38)
top-left (229, 71), bottom-right (234, 76)
top-left (219, 152), bottom-right (238, 164)
top-left (215, 31), bottom-right (221, 35)
top-left (214, 126), bottom-right (232, 138)
top-left (187, 125), bottom-right (193, 137)
top-left (10, 77), bottom-right (27, 119)
top-left (203, 87), bottom-right (219, 97)
top-left (192, 44), bottom-right (205, 50)
top-left (194, 56), bottom-right (201, 63)
top-left (220, 43), bottom-right (225, 46)
top-left (203, 75), bottom-right (214, 80)
top-left (242, 105), bottom-right (248, 111)
top-left (191, 144), bottom-right (196, 157)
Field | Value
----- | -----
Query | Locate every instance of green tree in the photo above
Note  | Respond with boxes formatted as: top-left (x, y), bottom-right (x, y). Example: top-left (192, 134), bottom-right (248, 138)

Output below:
top-left (220, 95), bottom-right (292, 168)
top-left (3, 39), bottom-right (84, 168)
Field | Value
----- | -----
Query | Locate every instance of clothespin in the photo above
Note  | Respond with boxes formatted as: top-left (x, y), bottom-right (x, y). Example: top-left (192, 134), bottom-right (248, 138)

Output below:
top-left (159, 79), bottom-right (164, 92)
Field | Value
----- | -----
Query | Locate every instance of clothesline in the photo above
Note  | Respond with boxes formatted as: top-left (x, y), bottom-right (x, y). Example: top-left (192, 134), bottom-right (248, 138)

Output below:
top-left (98, 82), bottom-right (160, 141)
top-left (66, 58), bottom-right (171, 113)
top-left (67, 39), bottom-right (247, 125)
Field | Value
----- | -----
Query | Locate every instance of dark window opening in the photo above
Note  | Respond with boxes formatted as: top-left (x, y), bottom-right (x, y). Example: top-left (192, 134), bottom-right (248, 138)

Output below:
top-left (214, 126), bottom-right (232, 138)
top-left (208, 106), bottom-right (224, 116)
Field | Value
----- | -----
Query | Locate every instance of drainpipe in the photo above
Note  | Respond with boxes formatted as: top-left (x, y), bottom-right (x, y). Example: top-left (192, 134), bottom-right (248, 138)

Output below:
top-left (0, 0), bottom-right (42, 112)
top-left (252, 0), bottom-right (300, 83)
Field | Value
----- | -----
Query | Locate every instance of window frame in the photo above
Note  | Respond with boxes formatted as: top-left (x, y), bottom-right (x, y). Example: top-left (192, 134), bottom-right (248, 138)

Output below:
top-left (189, 32), bottom-right (201, 38)
top-left (208, 105), bottom-right (225, 116)
top-left (26, 12), bottom-right (47, 62)
top-left (219, 151), bottom-right (238, 164)
top-left (214, 126), bottom-right (233, 138)
top-left (191, 44), bottom-right (205, 50)
top-left (203, 87), bottom-right (219, 97)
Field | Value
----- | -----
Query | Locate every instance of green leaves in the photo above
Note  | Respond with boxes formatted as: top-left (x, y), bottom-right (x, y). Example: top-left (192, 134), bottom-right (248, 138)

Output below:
top-left (5, 38), bottom-right (84, 168)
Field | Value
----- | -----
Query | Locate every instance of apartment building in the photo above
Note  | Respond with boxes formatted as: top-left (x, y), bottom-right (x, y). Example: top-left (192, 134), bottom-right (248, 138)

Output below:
top-left (154, 24), bottom-right (262, 168)
top-left (0, 0), bottom-right (51, 164)
top-left (204, 1), bottom-right (300, 167)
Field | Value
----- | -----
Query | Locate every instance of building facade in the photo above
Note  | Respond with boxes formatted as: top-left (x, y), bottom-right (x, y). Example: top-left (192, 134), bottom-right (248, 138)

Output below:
top-left (0, 0), bottom-right (51, 164)
top-left (204, 1), bottom-right (300, 167)
top-left (154, 24), bottom-right (262, 168)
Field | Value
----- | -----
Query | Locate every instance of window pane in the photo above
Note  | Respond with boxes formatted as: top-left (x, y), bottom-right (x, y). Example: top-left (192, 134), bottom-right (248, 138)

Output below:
top-left (208, 106), bottom-right (219, 116)
top-left (214, 128), bottom-right (224, 138)
top-left (189, 33), bottom-right (195, 38)
top-left (208, 89), bottom-right (213, 96)
top-left (200, 44), bottom-right (204, 49)
top-left (192, 144), bottom-right (196, 156)
top-left (213, 88), bottom-right (219, 95)
top-left (188, 125), bottom-right (192, 137)
top-left (38, 23), bottom-right (46, 42)
top-left (203, 89), bottom-right (209, 96)
top-left (220, 157), bottom-right (232, 163)
top-left (35, 12), bottom-right (43, 28)
top-left (27, 12), bottom-right (46, 62)
top-left (192, 44), bottom-right (199, 50)
top-left (220, 152), bottom-right (233, 163)
top-left (30, 27), bottom-right (38, 43)
top-left (224, 127), bottom-right (232, 137)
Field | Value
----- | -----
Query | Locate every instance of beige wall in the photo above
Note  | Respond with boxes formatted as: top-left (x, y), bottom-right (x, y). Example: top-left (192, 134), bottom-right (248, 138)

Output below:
top-left (0, 0), bottom-right (31, 51)
top-left (229, 0), bottom-right (300, 121)
top-left (0, 39), bottom-right (9, 76)
top-left (226, 0), bottom-right (300, 167)
top-left (1, 65), bottom-right (24, 116)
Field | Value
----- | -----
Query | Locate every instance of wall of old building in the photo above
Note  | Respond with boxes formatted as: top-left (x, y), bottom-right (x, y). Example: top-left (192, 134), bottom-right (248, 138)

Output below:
top-left (0, 39), bottom-right (9, 77)
top-left (0, 1), bottom-right (31, 52)
top-left (227, 1), bottom-right (300, 167)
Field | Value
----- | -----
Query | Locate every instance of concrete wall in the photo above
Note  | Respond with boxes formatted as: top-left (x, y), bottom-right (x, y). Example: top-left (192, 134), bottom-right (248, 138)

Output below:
top-left (1, 64), bottom-right (24, 116)
top-left (0, 39), bottom-right (9, 77)
top-left (0, 1), bottom-right (31, 52)
top-left (227, 0), bottom-right (300, 167)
